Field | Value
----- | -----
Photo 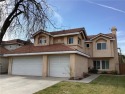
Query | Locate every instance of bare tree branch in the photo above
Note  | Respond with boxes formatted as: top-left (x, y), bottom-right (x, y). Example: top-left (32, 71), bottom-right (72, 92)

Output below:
top-left (0, 0), bottom-right (56, 44)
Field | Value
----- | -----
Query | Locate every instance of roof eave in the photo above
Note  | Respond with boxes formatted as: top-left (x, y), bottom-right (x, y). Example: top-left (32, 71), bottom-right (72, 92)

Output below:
top-left (90, 34), bottom-right (113, 40)
top-left (3, 51), bottom-right (90, 58)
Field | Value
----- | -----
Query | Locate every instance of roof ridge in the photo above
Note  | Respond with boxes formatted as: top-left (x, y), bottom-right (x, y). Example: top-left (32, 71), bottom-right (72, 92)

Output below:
top-left (50, 27), bottom-right (84, 33)
top-left (88, 33), bottom-right (113, 36)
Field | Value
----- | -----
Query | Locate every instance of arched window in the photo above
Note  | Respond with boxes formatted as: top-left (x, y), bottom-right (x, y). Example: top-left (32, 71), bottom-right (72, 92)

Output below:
top-left (39, 36), bottom-right (46, 45)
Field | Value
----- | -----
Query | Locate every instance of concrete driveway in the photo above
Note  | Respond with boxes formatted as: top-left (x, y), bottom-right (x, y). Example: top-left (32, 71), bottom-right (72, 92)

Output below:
top-left (0, 75), bottom-right (65, 94)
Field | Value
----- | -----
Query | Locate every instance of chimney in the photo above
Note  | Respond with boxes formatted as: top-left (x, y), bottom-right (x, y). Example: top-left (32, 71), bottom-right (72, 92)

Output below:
top-left (111, 26), bottom-right (117, 35)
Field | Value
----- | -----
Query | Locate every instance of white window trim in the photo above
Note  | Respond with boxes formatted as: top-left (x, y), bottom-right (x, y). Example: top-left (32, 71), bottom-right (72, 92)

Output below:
top-left (96, 42), bottom-right (107, 50)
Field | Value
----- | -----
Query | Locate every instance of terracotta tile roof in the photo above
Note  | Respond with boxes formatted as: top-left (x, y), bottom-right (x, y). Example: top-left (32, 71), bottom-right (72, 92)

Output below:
top-left (50, 28), bottom-right (85, 35)
top-left (2, 39), bottom-right (30, 45)
top-left (9, 44), bottom-right (75, 54)
top-left (87, 33), bottom-right (115, 40)
top-left (0, 46), bottom-right (10, 54)
top-left (32, 27), bottom-right (86, 37)
top-left (32, 30), bottom-right (51, 37)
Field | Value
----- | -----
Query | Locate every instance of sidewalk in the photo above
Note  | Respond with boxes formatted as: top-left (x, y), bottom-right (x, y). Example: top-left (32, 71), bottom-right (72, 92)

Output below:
top-left (66, 74), bottom-right (99, 83)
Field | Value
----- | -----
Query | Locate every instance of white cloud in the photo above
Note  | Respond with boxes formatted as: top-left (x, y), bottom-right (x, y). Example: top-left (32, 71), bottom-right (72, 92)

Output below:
top-left (48, 5), bottom-right (63, 27)
top-left (53, 11), bottom-right (63, 25)
top-left (85, 0), bottom-right (125, 14)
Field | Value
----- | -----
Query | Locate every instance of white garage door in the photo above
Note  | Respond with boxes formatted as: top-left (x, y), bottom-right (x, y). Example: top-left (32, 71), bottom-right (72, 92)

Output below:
top-left (12, 56), bottom-right (42, 76)
top-left (48, 55), bottom-right (70, 77)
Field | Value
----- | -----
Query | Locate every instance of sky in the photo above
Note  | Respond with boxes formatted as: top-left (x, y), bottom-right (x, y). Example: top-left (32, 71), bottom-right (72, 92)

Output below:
top-left (47, 0), bottom-right (125, 55)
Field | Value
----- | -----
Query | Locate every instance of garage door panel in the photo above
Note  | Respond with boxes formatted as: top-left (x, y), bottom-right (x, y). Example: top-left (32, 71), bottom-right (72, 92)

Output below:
top-left (49, 55), bottom-right (70, 77)
top-left (12, 56), bottom-right (42, 76)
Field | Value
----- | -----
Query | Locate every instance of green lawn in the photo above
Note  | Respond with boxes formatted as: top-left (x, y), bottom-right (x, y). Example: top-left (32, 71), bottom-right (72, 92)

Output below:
top-left (34, 75), bottom-right (125, 94)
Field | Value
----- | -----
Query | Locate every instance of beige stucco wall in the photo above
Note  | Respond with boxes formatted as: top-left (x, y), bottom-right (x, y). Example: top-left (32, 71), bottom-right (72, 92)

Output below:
top-left (8, 57), bottom-right (13, 75)
top-left (85, 42), bottom-right (93, 56)
top-left (75, 54), bottom-right (88, 77)
top-left (93, 37), bottom-right (113, 57)
top-left (53, 37), bottom-right (64, 44)
top-left (70, 54), bottom-right (76, 77)
top-left (42, 55), bottom-right (48, 77)
top-left (70, 54), bottom-right (89, 77)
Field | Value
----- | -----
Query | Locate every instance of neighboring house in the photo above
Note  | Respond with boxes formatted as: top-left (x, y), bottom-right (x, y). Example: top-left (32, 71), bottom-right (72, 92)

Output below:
top-left (0, 39), bottom-right (30, 74)
top-left (0, 27), bottom-right (119, 77)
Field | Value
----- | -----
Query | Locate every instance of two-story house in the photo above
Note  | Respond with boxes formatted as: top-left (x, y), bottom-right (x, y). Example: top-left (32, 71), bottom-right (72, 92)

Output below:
top-left (0, 27), bottom-right (119, 78)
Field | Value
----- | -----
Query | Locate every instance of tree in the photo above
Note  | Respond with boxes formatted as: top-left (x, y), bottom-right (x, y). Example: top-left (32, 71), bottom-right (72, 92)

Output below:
top-left (0, 0), bottom-right (54, 44)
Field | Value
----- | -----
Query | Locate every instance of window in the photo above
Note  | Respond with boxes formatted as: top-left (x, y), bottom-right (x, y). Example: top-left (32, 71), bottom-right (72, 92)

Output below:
top-left (78, 38), bottom-right (81, 45)
top-left (97, 43), bottom-right (106, 50)
top-left (102, 60), bottom-right (109, 69)
top-left (68, 37), bottom-right (73, 44)
top-left (93, 60), bottom-right (109, 69)
top-left (93, 61), bottom-right (100, 69)
top-left (39, 36), bottom-right (46, 45)
top-left (86, 44), bottom-right (89, 48)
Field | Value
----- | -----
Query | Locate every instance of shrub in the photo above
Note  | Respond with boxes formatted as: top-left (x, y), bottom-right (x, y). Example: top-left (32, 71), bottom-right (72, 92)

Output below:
top-left (111, 71), bottom-right (118, 75)
top-left (89, 68), bottom-right (98, 74)
top-left (101, 71), bottom-right (108, 74)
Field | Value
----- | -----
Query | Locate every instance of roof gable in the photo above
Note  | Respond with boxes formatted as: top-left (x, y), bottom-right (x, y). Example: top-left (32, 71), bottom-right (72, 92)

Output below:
top-left (87, 33), bottom-right (115, 41)
top-left (32, 30), bottom-right (51, 37)
top-left (32, 27), bottom-right (87, 38)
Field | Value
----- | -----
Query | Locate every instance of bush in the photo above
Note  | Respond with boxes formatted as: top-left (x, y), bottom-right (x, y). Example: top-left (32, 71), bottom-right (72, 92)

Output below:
top-left (89, 68), bottom-right (98, 74)
top-left (101, 71), bottom-right (108, 74)
top-left (111, 71), bottom-right (118, 75)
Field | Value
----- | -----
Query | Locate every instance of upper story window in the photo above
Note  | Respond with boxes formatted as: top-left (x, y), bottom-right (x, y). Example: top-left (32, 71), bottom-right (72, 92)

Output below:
top-left (97, 43), bottom-right (106, 50)
top-left (78, 38), bottom-right (81, 45)
top-left (68, 37), bottom-right (73, 44)
top-left (86, 44), bottom-right (89, 48)
top-left (39, 36), bottom-right (46, 45)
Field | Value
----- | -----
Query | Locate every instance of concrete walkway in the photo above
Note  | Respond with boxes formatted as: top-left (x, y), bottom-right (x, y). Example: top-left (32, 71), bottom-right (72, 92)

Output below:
top-left (81, 74), bottom-right (99, 83)
top-left (66, 74), bottom-right (100, 83)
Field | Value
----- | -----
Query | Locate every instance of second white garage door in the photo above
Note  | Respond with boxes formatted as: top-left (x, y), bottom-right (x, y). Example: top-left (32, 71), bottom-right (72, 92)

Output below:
top-left (12, 56), bottom-right (42, 76)
top-left (48, 55), bottom-right (70, 77)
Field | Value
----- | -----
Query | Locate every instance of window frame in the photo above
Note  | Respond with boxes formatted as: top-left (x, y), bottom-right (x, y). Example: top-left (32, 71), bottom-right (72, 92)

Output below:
top-left (93, 60), bottom-right (101, 69)
top-left (97, 42), bottom-right (106, 50)
top-left (102, 60), bottom-right (109, 69)
top-left (93, 60), bottom-right (109, 70)
top-left (78, 38), bottom-right (81, 45)
top-left (68, 37), bottom-right (74, 44)
top-left (39, 36), bottom-right (46, 45)
top-left (86, 44), bottom-right (90, 48)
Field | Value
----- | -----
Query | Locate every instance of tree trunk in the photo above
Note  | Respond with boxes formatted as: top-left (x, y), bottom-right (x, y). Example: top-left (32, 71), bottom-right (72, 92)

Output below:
top-left (0, 20), bottom-right (11, 45)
